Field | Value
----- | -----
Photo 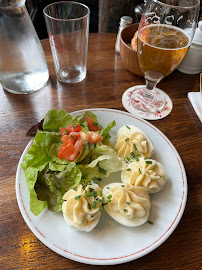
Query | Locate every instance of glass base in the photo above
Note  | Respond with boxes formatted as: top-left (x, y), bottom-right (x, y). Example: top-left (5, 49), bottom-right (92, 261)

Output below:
top-left (58, 66), bottom-right (86, 83)
top-left (0, 70), bottom-right (49, 94)
top-left (129, 86), bottom-right (165, 113)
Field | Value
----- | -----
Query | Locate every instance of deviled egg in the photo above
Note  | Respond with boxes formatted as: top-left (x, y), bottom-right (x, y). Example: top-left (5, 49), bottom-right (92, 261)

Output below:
top-left (102, 183), bottom-right (151, 227)
top-left (62, 182), bottom-right (103, 232)
top-left (121, 158), bottom-right (167, 193)
top-left (115, 125), bottom-right (153, 160)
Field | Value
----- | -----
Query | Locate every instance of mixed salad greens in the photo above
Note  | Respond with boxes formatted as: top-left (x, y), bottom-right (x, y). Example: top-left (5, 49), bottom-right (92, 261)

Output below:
top-left (21, 109), bottom-right (124, 216)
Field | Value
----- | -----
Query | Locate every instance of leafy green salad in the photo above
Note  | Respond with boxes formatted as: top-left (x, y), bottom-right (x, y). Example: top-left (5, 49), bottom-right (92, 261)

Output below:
top-left (21, 109), bottom-right (123, 216)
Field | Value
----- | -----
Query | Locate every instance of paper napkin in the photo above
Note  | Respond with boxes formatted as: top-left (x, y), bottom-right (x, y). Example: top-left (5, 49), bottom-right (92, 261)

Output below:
top-left (188, 92), bottom-right (202, 123)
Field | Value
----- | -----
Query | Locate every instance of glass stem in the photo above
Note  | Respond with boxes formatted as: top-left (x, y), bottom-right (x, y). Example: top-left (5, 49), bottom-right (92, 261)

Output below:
top-left (143, 79), bottom-right (158, 99)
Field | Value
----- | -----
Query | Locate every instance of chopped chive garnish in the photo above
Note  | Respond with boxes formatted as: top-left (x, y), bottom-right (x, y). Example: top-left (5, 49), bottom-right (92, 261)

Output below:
top-left (98, 198), bottom-right (104, 203)
top-left (121, 185), bottom-right (125, 187)
top-left (98, 167), bottom-right (106, 174)
top-left (92, 201), bottom-right (97, 209)
top-left (137, 154), bottom-right (141, 157)
top-left (130, 152), bottom-right (139, 161)
top-left (102, 202), bottom-right (108, 206)
top-left (144, 157), bottom-right (148, 160)
top-left (75, 195), bottom-right (81, 200)
top-left (148, 220), bottom-right (153, 225)
top-left (107, 194), bottom-right (112, 200)
top-left (126, 201), bottom-right (130, 205)
top-left (130, 151), bottom-right (135, 158)
top-left (99, 206), bottom-right (103, 212)
top-left (123, 209), bottom-right (128, 212)
top-left (85, 192), bottom-right (95, 197)
top-left (133, 143), bottom-right (137, 150)
top-left (107, 200), bottom-right (111, 203)
top-left (126, 157), bottom-right (130, 162)
top-left (99, 190), bottom-right (102, 197)
top-left (72, 124), bottom-right (78, 128)
top-left (134, 155), bottom-right (139, 161)
top-left (64, 130), bottom-right (68, 135)
top-left (89, 187), bottom-right (94, 192)
top-left (146, 161), bottom-right (152, 164)
top-left (70, 134), bottom-right (74, 138)
top-left (125, 138), bottom-right (129, 142)
top-left (88, 203), bottom-right (91, 209)
top-left (127, 168), bottom-right (131, 171)
top-left (106, 187), bottom-right (110, 189)
top-left (139, 168), bottom-right (142, 174)
top-left (126, 125), bottom-right (130, 129)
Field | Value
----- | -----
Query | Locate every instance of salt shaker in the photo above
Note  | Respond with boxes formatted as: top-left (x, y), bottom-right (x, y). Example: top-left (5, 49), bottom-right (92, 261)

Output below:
top-left (115, 16), bottom-right (133, 53)
top-left (0, 0), bottom-right (49, 94)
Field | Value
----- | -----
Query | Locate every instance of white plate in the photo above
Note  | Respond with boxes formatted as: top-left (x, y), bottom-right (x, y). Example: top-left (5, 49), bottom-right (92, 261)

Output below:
top-left (16, 108), bottom-right (187, 265)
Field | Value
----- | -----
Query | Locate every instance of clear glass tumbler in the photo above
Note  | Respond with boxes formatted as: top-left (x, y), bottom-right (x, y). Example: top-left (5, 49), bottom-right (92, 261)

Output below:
top-left (43, 1), bottom-right (90, 83)
top-left (0, 0), bottom-right (49, 94)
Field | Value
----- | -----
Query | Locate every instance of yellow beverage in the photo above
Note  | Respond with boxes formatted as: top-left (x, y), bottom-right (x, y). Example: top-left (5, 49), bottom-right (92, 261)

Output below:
top-left (137, 24), bottom-right (190, 79)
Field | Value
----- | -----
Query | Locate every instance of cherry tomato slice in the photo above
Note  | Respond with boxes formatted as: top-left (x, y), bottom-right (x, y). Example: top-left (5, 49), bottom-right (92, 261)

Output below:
top-left (58, 138), bottom-right (74, 160)
top-left (60, 127), bottom-right (68, 136)
top-left (79, 131), bottom-right (103, 144)
top-left (87, 116), bottom-right (101, 131)
top-left (67, 124), bottom-right (82, 134)
top-left (60, 124), bottom-right (82, 136)
top-left (61, 132), bottom-right (80, 145)
top-left (69, 132), bottom-right (80, 144)
top-left (68, 140), bottom-right (83, 161)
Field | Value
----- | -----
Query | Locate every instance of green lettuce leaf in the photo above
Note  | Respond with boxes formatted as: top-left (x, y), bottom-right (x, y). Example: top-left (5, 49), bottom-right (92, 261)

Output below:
top-left (24, 167), bottom-right (48, 215)
top-left (21, 143), bottom-right (51, 173)
top-left (34, 130), bottom-right (62, 159)
top-left (21, 109), bottom-right (119, 216)
top-left (24, 162), bottom-right (82, 216)
top-left (73, 111), bottom-right (96, 130)
top-left (43, 109), bottom-right (73, 132)
top-left (100, 120), bottom-right (116, 139)
top-left (35, 162), bottom-right (82, 212)
top-left (79, 144), bottom-right (124, 182)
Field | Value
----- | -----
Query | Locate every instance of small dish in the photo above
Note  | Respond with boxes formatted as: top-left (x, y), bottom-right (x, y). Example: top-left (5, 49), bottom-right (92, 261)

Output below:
top-left (120, 23), bottom-right (144, 77)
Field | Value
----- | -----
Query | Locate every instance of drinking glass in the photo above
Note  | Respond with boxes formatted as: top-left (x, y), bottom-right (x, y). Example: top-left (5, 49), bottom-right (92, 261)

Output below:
top-left (43, 1), bottom-right (90, 83)
top-left (128, 0), bottom-right (200, 114)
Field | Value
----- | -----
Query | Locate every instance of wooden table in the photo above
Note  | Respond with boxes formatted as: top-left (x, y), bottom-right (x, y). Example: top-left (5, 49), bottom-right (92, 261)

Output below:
top-left (1, 34), bottom-right (201, 269)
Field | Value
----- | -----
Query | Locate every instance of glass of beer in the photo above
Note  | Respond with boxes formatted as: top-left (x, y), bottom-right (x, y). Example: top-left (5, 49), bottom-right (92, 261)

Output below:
top-left (129, 0), bottom-right (200, 114)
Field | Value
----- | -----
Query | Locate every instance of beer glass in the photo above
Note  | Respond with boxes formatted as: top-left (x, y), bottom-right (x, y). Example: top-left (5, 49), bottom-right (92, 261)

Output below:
top-left (129, 0), bottom-right (200, 114)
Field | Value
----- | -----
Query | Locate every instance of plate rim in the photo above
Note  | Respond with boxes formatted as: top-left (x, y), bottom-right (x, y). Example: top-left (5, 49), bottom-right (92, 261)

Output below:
top-left (15, 108), bottom-right (187, 265)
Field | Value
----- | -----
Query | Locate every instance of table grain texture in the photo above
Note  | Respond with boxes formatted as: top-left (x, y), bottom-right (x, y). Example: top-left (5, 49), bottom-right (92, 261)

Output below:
top-left (0, 34), bottom-right (201, 270)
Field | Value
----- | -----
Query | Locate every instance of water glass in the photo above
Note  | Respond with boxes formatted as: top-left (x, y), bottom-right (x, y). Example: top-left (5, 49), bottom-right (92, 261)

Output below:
top-left (43, 1), bottom-right (90, 83)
